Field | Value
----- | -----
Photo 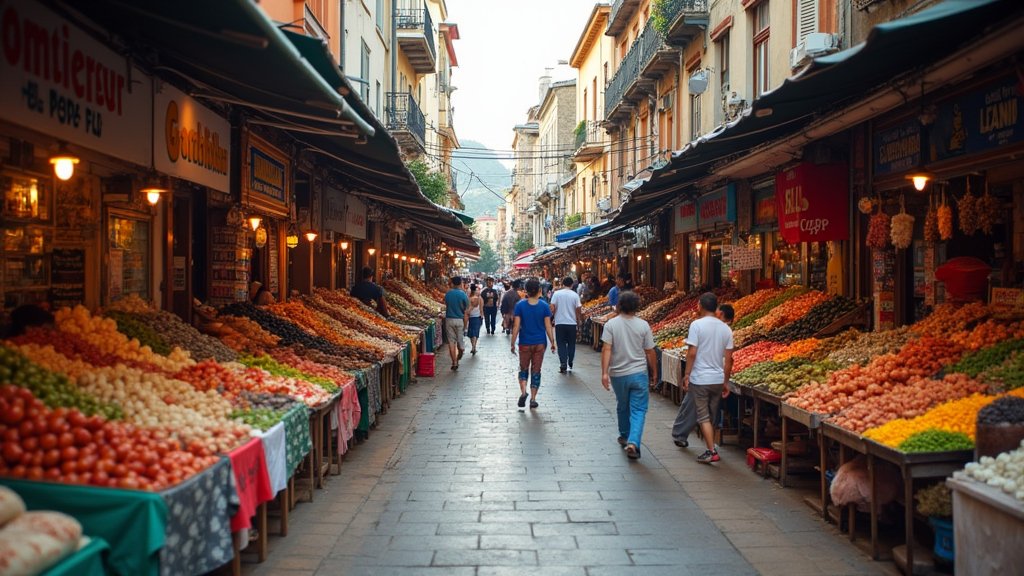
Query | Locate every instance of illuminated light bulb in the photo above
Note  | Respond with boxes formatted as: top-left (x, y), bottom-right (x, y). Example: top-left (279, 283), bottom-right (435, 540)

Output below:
top-left (146, 191), bottom-right (162, 205)
top-left (49, 144), bottom-right (79, 181)
top-left (340, 240), bottom-right (349, 251)
top-left (248, 216), bottom-right (262, 231)
top-left (368, 247), bottom-right (376, 256)
top-left (305, 230), bottom-right (318, 242)
top-left (286, 234), bottom-right (299, 249)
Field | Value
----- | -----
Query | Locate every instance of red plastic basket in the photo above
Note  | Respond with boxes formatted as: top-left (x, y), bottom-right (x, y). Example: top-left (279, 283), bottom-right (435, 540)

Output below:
top-left (416, 353), bottom-right (435, 377)
top-left (935, 257), bottom-right (990, 302)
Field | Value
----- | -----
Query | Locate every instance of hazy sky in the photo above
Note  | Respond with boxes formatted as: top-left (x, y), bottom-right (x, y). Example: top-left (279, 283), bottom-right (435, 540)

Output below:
top-left (446, 0), bottom-right (600, 153)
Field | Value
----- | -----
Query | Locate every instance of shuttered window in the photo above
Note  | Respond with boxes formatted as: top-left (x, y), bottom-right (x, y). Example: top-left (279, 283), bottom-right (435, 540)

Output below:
top-left (797, 0), bottom-right (818, 43)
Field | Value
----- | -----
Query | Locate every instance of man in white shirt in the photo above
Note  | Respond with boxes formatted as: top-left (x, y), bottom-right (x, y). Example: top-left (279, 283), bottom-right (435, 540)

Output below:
top-left (682, 292), bottom-right (734, 464)
top-left (549, 276), bottom-right (583, 374)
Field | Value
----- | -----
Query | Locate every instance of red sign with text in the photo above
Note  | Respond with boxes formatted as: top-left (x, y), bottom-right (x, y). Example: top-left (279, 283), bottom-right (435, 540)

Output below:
top-left (775, 163), bottom-right (849, 243)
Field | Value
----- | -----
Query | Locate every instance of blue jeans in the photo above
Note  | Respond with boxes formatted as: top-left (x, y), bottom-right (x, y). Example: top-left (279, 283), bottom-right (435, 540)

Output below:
top-left (611, 372), bottom-right (649, 448)
top-left (555, 324), bottom-right (577, 368)
top-left (483, 307), bottom-right (498, 333)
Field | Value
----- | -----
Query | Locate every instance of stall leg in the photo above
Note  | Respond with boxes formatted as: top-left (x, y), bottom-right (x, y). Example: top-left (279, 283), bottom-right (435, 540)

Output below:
top-left (278, 488), bottom-right (289, 536)
top-left (819, 433), bottom-right (828, 520)
top-left (869, 454), bottom-right (879, 560)
top-left (753, 399), bottom-right (762, 448)
top-left (256, 502), bottom-right (268, 562)
top-left (780, 416), bottom-right (789, 487)
top-left (904, 467), bottom-right (914, 572)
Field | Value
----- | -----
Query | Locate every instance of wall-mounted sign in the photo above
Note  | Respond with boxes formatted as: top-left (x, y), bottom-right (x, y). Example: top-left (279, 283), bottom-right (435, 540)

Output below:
top-left (0, 0), bottom-right (152, 166)
top-left (929, 73), bottom-right (1024, 163)
top-left (753, 187), bottom-right (777, 229)
top-left (154, 83), bottom-right (230, 192)
top-left (344, 195), bottom-right (367, 240)
top-left (697, 184), bottom-right (736, 229)
top-left (323, 186), bottom-right (346, 233)
top-left (873, 119), bottom-right (920, 177)
top-left (673, 200), bottom-right (698, 234)
top-left (775, 163), bottom-right (849, 243)
top-left (242, 132), bottom-right (289, 217)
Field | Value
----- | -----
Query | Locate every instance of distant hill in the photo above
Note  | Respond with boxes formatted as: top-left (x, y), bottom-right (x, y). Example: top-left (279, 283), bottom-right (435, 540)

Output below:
top-left (452, 140), bottom-right (510, 217)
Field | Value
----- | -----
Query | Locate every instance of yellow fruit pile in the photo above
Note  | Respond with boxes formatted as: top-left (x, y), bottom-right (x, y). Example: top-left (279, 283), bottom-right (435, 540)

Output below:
top-left (773, 338), bottom-right (820, 362)
top-left (864, 388), bottom-right (1024, 447)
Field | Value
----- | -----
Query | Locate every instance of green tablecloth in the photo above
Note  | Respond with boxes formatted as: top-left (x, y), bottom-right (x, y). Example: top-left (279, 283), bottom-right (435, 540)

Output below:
top-left (424, 321), bottom-right (436, 353)
top-left (42, 537), bottom-right (110, 576)
top-left (399, 343), bottom-right (411, 392)
top-left (3, 479), bottom-right (166, 576)
top-left (282, 402), bottom-right (313, 476)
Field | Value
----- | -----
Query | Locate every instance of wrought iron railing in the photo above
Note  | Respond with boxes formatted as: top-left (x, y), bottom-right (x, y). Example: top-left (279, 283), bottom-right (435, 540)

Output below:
top-left (660, 0), bottom-right (709, 25)
top-left (385, 92), bottom-right (426, 145)
top-left (604, 19), bottom-right (667, 119)
top-left (395, 3), bottom-right (436, 64)
top-left (574, 121), bottom-right (605, 150)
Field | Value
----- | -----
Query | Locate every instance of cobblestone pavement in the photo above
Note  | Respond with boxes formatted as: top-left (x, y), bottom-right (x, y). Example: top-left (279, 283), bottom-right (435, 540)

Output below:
top-left (244, 332), bottom-right (898, 576)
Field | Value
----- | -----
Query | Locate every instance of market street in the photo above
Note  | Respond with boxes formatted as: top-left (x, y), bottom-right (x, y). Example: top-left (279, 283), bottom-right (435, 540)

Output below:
top-left (245, 334), bottom-right (897, 576)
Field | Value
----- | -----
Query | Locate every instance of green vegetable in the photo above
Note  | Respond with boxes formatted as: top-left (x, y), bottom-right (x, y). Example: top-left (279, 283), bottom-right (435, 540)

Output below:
top-left (898, 429), bottom-right (973, 453)
top-left (950, 338), bottom-right (1024, 378)
top-left (231, 407), bottom-right (286, 430)
top-left (0, 345), bottom-right (122, 419)
top-left (107, 311), bottom-right (172, 355)
top-left (240, 355), bottom-right (339, 392)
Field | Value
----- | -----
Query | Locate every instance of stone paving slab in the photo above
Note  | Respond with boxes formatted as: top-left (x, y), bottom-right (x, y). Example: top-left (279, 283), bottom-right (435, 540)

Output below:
top-left (242, 332), bottom-right (899, 576)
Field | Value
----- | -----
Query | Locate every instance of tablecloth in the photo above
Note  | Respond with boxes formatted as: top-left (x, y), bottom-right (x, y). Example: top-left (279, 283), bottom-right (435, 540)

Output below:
top-left (228, 438), bottom-right (274, 532)
top-left (282, 402), bottom-right (313, 476)
top-left (400, 343), bottom-right (411, 392)
top-left (158, 457), bottom-right (235, 575)
top-left (332, 380), bottom-right (362, 455)
top-left (42, 537), bottom-right (110, 576)
top-left (2, 479), bottom-right (166, 576)
top-left (661, 350), bottom-right (683, 386)
top-left (256, 421), bottom-right (288, 495)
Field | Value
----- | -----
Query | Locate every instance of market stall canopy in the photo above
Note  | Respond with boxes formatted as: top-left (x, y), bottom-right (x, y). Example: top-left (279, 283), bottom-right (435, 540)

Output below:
top-left (555, 226), bottom-right (593, 243)
top-left (66, 0), bottom-right (477, 253)
top-left (611, 0), bottom-right (1019, 227)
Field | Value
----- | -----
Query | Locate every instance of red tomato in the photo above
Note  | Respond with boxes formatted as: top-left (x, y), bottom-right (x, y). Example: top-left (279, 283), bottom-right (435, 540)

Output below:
top-left (22, 436), bottom-right (38, 452)
top-left (72, 428), bottom-right (92, 446)
top-left (60, 446), bottom-right (78, 461)
top-left (58, 432), bottom-right (75, 448)
top-left (10, 464), bottom-right (26, 478)
top-left (2, 442), bottom-right (24, 464)
top-left (26, 466), bottom-right (43, 480)
top-left (39, 433), bottom-right (58, 450)
top-left (2, 402), bottom-right (24, 425)
top-left (18, 419), bottom-right (36, 438)
top-left (42, 448), bottom-right (61, 468)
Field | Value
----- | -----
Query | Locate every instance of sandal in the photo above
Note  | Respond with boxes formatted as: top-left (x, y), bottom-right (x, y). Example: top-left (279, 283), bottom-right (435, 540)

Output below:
top-left (625, 444), bottom-right (640, 459)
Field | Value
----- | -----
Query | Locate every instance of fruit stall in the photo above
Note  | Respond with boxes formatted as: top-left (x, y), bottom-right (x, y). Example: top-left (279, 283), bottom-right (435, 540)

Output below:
top-left (0, 279), bottom-right (444, 575)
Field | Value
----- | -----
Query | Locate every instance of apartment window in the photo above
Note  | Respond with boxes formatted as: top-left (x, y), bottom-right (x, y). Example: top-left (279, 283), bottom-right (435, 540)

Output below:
top-left (797, 0), bottom-right (818, 43)
top-left (690, 93), bottom-right (701, 140)
top-left (753, 1), bottom-right (771, 97)
top-left (592, 77), bottom-right (598, 119)
top-left (360, 41), bottom-right (371, 103)
top-left (376, 0), bottom-right (385, 31)
top-left (718, 33), bottom-right (730, 95)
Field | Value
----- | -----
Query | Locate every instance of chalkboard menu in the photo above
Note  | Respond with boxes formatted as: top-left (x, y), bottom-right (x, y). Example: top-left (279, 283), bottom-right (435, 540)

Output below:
top-left (51, 249), bottom-right (85, 308)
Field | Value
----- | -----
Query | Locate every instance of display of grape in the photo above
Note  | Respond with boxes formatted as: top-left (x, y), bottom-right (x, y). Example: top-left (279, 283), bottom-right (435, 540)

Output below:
top-left (977, 396), bottom-right (1024, 425)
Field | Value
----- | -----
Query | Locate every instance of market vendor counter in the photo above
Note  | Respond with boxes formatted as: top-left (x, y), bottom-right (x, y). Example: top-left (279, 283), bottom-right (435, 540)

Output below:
top-left (947, 476), bottom-right (1024, 574)
top-left (42, 537), bottom-right (111, 576)
top-left (4, 457), bottom-right (235, 576)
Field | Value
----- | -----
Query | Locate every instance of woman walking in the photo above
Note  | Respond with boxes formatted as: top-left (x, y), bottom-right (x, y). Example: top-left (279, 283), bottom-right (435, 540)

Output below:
top-left (467, 284), bottom-right (484, 354)
top-left (600, 291), bottom-right (657, 459)
top-left (510, 278), bottom-right (556, 409)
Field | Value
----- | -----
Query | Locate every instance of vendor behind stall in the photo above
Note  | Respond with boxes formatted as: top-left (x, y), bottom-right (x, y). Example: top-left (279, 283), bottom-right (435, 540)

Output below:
top-left (350, 267), bottom-right (391, 318)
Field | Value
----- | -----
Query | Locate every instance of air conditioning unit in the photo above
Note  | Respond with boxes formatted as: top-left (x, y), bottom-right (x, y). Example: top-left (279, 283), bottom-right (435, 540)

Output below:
top-left (791, 33), bottom-right (839, 69)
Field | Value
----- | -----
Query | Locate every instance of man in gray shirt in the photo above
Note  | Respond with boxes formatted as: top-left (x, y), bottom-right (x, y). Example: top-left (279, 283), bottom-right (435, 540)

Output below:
top-left (600, 291), bottom-right (657, 460)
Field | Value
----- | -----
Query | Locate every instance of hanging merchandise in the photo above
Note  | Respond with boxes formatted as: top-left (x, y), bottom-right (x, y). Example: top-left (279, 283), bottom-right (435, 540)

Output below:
top-left (958, 177), bottom-right (979, 235)
top-left (891, 194), bottom-right (915, 250)
top-left (937, 189), bottom-right (954, 240)
top-left (977, 178), bottom-right (999, 235)
top-left (866, 199), bottom-right (891, 250)
top-left (923, 194), bottom-right (939, 244)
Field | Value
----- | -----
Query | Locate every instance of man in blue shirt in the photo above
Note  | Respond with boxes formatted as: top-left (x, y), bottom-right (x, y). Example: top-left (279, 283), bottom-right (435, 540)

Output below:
top-left (607, 272), bottom-right (629, 309)
top-left (444, 276), bottom-right (470, 371)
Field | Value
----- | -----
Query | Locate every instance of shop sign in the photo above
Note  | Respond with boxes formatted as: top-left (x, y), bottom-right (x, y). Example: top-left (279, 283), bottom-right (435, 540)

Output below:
top-left (872, 119), bottom-right (920, 177)
top-left (753, 188), bottom-right (777, 229)
top-left (154, 83), bottom-right (230, 193)
top-left (722, 244), bottom-right (762, 271)
top-left (991, 287), bottom-right (1024, 316)
top-left (775, 163), bottom-right (849, 243)
top-left (697, 185), bottom-right (736, 228)
top-left (344, 195), bottom-right (366, 240)
top-left (929, 73), bottom-right (1024, 163)
top-left (0, 0), bottom-right (151, 166)
top-left (243, 132), bottom-right (289, 217)
top-left (323, 186), bottom-right (345, 233)
top-left (673, 200), bottom-right (698, 234)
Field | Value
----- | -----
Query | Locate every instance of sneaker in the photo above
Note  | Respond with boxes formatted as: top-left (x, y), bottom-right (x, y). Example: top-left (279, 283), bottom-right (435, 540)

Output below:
top-left (559, 365), bottom-right (567, 374)
top-left (625, 444), bottom-right (640, 459)
top-left (517, 393), bottom-right (528, 408)
top-left (696, 449), bottom-right (720, 464)
top-left (529, 401), bottom-right (539, 409)
top-left (674, 439), bottom-right (689, 448)
top-left (617, 437), bottom-right (627, 447)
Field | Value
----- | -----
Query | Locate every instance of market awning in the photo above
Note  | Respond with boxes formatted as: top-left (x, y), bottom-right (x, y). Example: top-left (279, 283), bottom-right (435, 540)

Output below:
top-left (69, 0), bottom-right (374, 137)
top-left (612, 0), bottom-right (1020, 227)
top-left (555, 226), bottom-right (593, 243)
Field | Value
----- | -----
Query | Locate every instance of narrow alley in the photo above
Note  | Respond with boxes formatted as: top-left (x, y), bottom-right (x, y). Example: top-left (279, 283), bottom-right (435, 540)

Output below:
top-left (247, 333), bottom-right (896, 576)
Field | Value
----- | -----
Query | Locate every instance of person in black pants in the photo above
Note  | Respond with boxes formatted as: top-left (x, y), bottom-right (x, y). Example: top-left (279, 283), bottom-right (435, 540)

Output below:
top-left (481, 277), bottom-right (500, 335)
top-left (549, 276), bottom-right (583, 373)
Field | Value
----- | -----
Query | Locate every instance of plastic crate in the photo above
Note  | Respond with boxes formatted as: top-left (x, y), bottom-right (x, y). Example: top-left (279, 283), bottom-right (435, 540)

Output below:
top-left (746, 447), bottom-right (782, 477)
top-left (416, 353), bottom-right (435, 377)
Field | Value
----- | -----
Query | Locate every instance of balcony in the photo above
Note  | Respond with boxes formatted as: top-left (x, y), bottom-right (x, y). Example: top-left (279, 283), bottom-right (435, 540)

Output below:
top-left (396, 3), bottom-right (436, 73)
top-left (385, 92), bottom-right (426, 152)
top-left (604, 19), bottom-right (677, 125)
top-left (661, 0), bottom-right (710, 46)
top-left (572, 121), bottom-right (606, 161)
top-left (607, 0), bottom-right (640, 37)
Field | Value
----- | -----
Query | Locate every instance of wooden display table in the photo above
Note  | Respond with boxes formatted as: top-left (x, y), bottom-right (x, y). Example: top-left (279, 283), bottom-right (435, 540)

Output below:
top-left (866, 440), bottom-right (974, 571)
top-left (947, 476), bottom-right (1024, 574)
top-left (819, 421), bottom-right (867, 538)
top-left (779, 403), bottom-right (825, 488)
